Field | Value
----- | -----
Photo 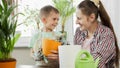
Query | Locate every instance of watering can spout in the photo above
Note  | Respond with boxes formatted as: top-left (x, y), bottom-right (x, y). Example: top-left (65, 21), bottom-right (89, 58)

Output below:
top-left (95, 58), bottom-right (99, 68)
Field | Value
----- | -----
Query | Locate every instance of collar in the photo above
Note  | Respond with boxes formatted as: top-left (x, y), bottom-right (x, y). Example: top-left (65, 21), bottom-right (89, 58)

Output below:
top-left (81, 23), bottom-right (101, 38)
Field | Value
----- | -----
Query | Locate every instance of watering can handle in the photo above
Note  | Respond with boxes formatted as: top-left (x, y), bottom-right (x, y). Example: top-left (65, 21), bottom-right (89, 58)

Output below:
top-left (75, 50), bottom-right (100, 68)
top-left (76, 50), bottom-right (93, 60)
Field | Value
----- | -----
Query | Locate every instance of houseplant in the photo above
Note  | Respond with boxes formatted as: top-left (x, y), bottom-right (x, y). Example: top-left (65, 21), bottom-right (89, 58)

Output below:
top-left (52, 0), bottom-right (76, 40)
top-left (18, 6), bottom-right (41, 32)
top-left (0, 0), bottom-right (21, 68)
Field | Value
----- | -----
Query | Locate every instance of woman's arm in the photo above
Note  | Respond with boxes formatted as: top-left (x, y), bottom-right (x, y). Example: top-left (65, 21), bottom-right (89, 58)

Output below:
top-left (92, 30), bottom-right (116, 68)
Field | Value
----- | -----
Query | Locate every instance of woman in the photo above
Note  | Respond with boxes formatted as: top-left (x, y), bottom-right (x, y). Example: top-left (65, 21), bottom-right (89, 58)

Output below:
top-left (74, 0), bottom-right (119, 68)
top-left (48, 0), bottom-right (119, 68)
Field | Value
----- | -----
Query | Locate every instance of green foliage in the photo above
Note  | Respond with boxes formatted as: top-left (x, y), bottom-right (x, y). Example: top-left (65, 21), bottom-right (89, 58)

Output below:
top-left (18, 6), bottom-right (41, 30)
top-left (0, 0), bottom-right (21, 60)
top-left (53, 0), bottom-right (76, 32)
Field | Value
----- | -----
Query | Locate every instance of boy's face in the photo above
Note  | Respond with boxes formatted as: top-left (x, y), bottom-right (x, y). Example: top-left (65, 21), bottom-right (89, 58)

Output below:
top-left (42, 11), bottom-right (60, 31)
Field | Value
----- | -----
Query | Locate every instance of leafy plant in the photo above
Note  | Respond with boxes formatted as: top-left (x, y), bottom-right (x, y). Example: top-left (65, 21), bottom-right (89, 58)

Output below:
top-left (18, 6), bottom-right (41, 31)
top-left (52, 0), bottom-right (76, 32)
top-left (0, 0), bottom-right (21, 60)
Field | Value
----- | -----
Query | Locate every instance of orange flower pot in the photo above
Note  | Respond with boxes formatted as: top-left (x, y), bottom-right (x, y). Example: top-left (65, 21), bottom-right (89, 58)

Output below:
top-left (0, 60), bottom-right (16, 68)
top-left (42, 38), bottom-right (61, 56)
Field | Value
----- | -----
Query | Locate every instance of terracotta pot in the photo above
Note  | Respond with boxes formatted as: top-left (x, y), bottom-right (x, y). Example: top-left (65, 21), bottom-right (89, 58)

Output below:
top-left (0, 58), bottom-right (16, 68)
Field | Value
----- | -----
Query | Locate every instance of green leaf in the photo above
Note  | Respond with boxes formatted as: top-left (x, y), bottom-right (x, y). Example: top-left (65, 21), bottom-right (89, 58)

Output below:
top-left (2, 0), bottom-right (8, 11)
top-left (52, 0), bottom-right (76, 32)
top-left (0, 29), bottom-right (5, 47)
top-left (10, 33), bottom-right (21, 51)
top-left (5, 5), bottom-right (17, 20)
top-left (0, 5), bottom-right (3, 13)
top-left (12, 13), bottom-right (25, 20)
top-left (0, 0), bottom-right (21, 59)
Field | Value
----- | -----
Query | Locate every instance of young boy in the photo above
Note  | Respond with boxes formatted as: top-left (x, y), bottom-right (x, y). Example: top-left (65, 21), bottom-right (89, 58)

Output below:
top-left (29, 5), bottom-right (63, 68)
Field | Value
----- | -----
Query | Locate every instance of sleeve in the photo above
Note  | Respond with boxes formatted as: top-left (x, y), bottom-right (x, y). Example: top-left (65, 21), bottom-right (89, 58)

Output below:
top-left (29, 32), bottom-right (39, 48)
top-left (92, 30), bottom-right (116, 68)
top-left (74, 27), bottom-right (81, 45)
top-left (55, 31), bottom-right (63, 37)
top-left (29, 32), bottom-right (44, 61)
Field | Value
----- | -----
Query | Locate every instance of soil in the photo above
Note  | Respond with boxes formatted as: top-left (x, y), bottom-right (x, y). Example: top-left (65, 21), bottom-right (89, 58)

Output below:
top-left (0, 58), bottom-right (16, 62)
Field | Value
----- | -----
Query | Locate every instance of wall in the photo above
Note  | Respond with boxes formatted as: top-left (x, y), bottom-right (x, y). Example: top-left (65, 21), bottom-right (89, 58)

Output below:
top-left (12, 47), bottom-right (35, 65)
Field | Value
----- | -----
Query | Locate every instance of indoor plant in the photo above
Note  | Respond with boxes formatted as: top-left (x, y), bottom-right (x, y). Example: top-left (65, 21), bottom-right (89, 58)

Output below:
top-left (52, 0), bottom-right (76, 40)
top-left (18, 6), bottom-right (41, 32)
top-left (0, 0), bottom-right (21, 68)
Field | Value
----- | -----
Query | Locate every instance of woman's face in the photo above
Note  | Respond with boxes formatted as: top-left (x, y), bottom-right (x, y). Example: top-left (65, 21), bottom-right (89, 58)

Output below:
top-left (76, 9), bottom-right (93, 31)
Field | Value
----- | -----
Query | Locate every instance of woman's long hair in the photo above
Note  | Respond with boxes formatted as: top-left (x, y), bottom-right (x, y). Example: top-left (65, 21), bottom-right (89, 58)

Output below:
top-left (78, 0), bottom-right (119, 68)
top-left (99, 1), bottom-right (119, 68)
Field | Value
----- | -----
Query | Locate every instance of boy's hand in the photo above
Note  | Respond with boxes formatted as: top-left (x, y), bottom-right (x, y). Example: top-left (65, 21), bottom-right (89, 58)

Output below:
top-left (47, 50), bottom-right (59, 60)
top-left (30, 48), bottom-right (34, 57)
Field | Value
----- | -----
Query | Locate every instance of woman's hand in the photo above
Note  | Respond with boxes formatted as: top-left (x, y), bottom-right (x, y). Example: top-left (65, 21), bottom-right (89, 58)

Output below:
top-left (47, 50), bottom-right (59, 60)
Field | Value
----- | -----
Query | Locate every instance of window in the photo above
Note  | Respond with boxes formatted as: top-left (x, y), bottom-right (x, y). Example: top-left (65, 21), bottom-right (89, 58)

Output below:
top-left (15, 0), bottom-right (53, 47)
top-left (15, 0), bottom-right (75, 47)
top-left (17, 0), bottom-right (53, 37)
top-left (73, 0), bottom-right (82, 34)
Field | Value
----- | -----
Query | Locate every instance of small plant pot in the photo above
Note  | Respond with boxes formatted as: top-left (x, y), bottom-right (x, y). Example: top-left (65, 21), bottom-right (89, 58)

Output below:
top-left (0, 58), bottom-right (16, 68)
top-left (42, 38), bottom-right (61, 56)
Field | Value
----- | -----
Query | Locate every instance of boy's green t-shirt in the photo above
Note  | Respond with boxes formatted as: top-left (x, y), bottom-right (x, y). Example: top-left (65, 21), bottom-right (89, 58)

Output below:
top-left (29, 30), bottom-right (66, 67)
top-left (29, 30), bottom-right (62, 48)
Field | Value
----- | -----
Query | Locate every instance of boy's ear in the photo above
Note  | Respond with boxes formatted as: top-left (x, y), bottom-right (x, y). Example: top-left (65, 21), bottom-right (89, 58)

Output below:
top-left (41, 17), bottom-right (47, 24)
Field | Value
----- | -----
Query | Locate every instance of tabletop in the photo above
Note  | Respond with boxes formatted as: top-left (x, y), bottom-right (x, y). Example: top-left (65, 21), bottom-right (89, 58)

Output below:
top-left (16, 65), bottom-right (51, 68)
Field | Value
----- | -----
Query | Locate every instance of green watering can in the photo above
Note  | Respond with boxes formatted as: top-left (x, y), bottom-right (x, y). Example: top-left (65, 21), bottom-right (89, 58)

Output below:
top-left (75, 50), bottom-right (99, 68)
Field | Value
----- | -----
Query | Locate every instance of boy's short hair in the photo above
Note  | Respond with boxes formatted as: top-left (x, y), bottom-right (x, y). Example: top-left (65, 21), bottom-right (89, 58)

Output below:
top-left (40, 5), bottom-right (59, 19)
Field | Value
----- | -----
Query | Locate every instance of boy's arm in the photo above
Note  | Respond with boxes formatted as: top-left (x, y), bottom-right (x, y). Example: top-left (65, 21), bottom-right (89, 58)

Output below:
top-left (29, 32), bottom-right (46, 61)
top-left (29, 32), bottom-right (39, 48)
top-left (30, 48), bottom-right (34, 58)
top-left (29, 32), bottom-right (39, 58)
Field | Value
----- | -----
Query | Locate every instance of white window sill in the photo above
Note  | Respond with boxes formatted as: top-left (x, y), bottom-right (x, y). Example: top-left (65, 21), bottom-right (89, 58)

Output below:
top-left (14, 36), bottom-right (31, 47)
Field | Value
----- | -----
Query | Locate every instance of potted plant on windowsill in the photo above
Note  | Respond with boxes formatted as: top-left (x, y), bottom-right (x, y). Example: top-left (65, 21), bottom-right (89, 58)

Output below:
top-left (0, 0), bottom-right (21, 68)
top-left (52, 0), bottom-right (76, 40)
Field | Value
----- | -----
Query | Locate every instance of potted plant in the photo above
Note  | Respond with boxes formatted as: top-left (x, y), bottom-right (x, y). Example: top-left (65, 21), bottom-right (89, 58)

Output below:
top-left (0, 0), bottom-right (21, 68)
top-left (52, 0), bottom-right (76, 40)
